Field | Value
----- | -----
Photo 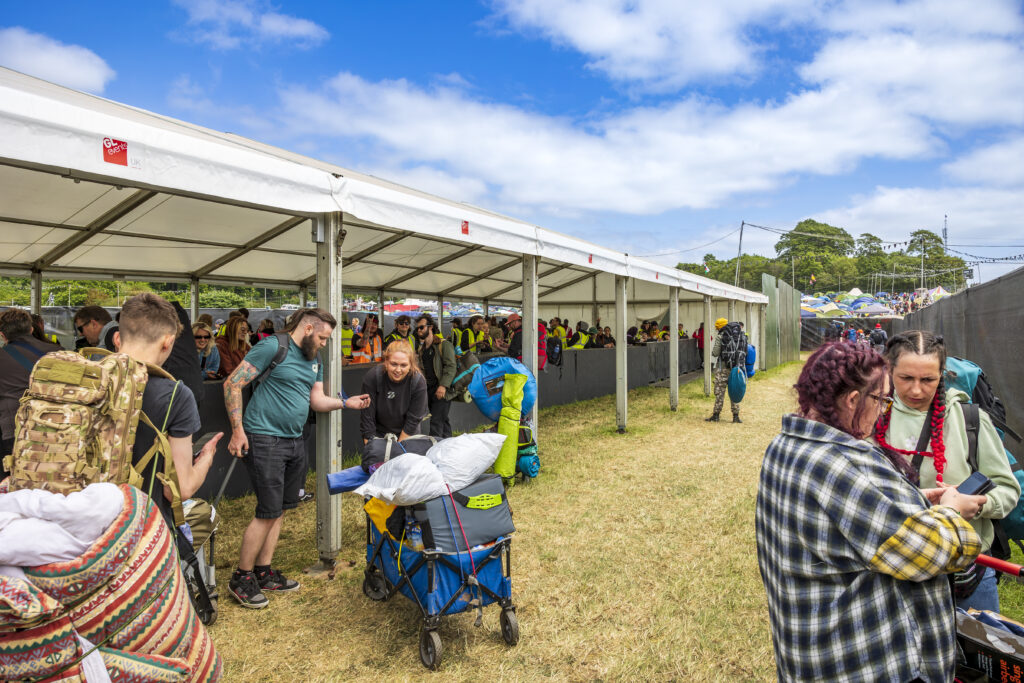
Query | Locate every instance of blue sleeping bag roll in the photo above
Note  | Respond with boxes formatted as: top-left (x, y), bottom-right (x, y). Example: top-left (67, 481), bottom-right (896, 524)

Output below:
top-left (468, 356), bottom-right (537, 421)
top-left (728, 366), bottom-right (747, 403)
top-left (745, 343), bottom-right (757, 378)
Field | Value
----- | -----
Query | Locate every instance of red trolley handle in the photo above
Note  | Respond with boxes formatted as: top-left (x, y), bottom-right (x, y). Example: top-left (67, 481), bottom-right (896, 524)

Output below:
top-left (976, 554), bottom-right (1024, 577)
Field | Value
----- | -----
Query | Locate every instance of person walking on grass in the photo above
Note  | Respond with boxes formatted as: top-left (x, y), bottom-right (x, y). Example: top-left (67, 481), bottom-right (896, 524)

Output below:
top-left (223, 308), bottom-right (370, 609)
top-left (706, 318), bottom-right (744, 423)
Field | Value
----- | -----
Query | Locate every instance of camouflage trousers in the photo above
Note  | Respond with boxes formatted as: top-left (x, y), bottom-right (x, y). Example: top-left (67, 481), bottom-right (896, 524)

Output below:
top-left (713, 365), bottom-right (740, 417)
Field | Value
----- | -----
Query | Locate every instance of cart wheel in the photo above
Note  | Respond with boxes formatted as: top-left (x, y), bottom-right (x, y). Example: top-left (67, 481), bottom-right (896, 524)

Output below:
top-left (500, 609), bottom-right (519, 646)
top-left (419, 629), bottom-right (442, 671)
top-left (362, 571), bottom-right (387, 601)
top-left (201, 606), bottom-right (218, 627)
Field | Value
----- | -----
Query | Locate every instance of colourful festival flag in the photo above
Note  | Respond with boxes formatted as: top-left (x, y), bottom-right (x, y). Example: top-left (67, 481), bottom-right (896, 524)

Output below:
top-left (702, 262), bottom-right (710, 274)
top-left (809, 273), bottom-right (816, 285)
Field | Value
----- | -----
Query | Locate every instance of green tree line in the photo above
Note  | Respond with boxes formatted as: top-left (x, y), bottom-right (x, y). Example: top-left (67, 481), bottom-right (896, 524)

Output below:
top-left (0, 279), bottom-right (305, 309)
top-left (677, 220), bottom-right (969, 294)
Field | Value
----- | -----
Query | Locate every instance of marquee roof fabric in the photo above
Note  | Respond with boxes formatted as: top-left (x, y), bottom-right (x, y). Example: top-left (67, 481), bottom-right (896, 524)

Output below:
top-left (0, 68), bottom-right (766, 306)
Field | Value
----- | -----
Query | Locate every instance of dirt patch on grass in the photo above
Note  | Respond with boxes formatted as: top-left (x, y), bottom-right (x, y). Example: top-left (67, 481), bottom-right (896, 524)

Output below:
top-left (209, 362), bottom-right (804, 680)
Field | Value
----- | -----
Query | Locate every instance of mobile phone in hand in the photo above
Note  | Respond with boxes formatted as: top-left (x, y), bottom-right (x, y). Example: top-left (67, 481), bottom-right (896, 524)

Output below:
top-left (957, 471), bottom-right (995, 496)
top-left (192, 432), bottom-right (219, 459)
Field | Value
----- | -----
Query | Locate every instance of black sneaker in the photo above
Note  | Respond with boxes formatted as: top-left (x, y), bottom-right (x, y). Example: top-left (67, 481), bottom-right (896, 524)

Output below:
top-left (257, 568), bottom-right (300, 592)
top-left (229, 571), bottom-right (269, 609)
top-left (298, 491), bottom-right (315, 503)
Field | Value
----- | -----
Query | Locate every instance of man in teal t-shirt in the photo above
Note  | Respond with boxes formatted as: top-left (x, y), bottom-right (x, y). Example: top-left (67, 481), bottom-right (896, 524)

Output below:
top-left (222, 308), bottom-right (370, 609)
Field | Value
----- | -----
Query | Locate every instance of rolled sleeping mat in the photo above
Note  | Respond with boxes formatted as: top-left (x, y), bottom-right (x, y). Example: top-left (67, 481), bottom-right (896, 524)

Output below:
top-left (516, 444), bottom-right (540, 478)
top-left (468, 356), bottom-right (537, 421)
top-left (494, 373), bottom-right (527, 482)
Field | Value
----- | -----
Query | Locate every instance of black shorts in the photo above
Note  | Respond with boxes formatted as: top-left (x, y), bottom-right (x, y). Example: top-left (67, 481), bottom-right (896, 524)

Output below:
top-left (242, 433), bottom-right (308, 519)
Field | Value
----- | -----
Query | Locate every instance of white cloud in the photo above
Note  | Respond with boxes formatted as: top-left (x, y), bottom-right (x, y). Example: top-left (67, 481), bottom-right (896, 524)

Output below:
top-left (277, 71), bottom-right (935, 214)
top-left (173, 0), bottom-right (328, 49)
top-left (943, 137), bottom-right (1024, 187)
top-left (0, 27), bottom-right (115, 93)
top-left (816, 185), bottom-right (1024, 243)
top-left (489, 0), bottom-right (817, 90)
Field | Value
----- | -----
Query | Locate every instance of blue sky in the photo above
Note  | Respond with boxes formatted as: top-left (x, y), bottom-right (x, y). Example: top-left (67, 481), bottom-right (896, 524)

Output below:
top-left (2, 0), bottom-right (1023, 285)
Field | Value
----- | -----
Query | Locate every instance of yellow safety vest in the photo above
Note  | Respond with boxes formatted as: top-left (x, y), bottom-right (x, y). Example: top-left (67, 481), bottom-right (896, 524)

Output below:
top-left (351, 334), bottom-right (381, 363)
top-left (568, 332), bottom-right (589, 350)
top-left (341, 327), bottom-right (353, 358)
top-left (461, 329), bottom-right (485, 352)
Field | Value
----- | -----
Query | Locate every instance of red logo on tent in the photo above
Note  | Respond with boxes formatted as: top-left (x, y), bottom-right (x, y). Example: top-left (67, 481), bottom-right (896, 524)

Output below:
top-left (103, 137), bottom-right (128, 166)
top-left (461, 221), bottom-right (469, 235)
top-left (656, 273), bottom-right (659, 279)
top-left (588, 254), bottom-right (593, 264)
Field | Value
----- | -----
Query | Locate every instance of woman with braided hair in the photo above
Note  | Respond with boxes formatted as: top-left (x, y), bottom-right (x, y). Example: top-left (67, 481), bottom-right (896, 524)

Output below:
top-left (875, 330), bottom-right (1020, 612)
top-left (757, 342), bottom-right (985, 682)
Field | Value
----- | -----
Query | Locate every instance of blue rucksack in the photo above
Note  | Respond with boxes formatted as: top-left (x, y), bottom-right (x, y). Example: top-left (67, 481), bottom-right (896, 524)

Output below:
top-left (947, 357), bottom-right (1024, 556)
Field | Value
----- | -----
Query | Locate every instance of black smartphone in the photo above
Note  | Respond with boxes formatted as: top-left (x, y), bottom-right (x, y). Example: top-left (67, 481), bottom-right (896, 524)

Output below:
top-left (192, 432), bottom-right (219, 458)
top-left (957, 471), bottom-right (995, 496)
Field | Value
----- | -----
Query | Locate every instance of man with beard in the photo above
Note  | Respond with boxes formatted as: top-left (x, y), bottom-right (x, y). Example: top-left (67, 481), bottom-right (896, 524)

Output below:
top-left (414, 314), bottom-right (456, 437)
top-left (223, 308), bottom-right (370, 609)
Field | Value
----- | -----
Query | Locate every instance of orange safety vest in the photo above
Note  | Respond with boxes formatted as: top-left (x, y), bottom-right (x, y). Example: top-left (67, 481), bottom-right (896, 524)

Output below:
top-left (351, 334), bottom-right (382, 363)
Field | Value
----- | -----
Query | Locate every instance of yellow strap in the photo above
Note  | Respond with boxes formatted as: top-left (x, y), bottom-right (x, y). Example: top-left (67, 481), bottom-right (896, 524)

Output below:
top-left (137, 409), bottom-right (186, 528)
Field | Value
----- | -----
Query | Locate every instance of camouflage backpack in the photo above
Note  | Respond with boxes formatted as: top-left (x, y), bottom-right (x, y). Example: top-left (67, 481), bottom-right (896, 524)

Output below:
top-left (2, 349), bottom-right (186, 527)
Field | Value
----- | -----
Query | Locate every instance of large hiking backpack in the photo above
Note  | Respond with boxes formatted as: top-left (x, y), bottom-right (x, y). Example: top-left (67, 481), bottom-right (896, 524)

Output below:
top-left (546, 335), bottom-right (563, 368)
top-left (947, 357), bottom-right (1024, 556)
top-left (870, 328), bottom-right (887, 345)
top-left (2, 349), bottom-right (186, 527)
top-left (450, 349), bottom-right (481, 401)
top-left (718, 322), bottom-right (748, 369)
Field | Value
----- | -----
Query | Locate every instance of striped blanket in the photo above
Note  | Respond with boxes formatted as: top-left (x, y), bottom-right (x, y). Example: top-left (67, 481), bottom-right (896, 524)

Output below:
top-left (0, 484), bottom-right (221, 682)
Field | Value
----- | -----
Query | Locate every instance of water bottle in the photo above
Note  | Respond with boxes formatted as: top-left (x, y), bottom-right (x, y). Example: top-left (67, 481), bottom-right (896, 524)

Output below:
top-left (405, 522), bottom-right (424, 552)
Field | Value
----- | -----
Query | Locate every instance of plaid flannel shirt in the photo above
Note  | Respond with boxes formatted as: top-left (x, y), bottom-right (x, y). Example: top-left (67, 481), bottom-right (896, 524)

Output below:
top-left (756, 415), bottom-right (981, 682)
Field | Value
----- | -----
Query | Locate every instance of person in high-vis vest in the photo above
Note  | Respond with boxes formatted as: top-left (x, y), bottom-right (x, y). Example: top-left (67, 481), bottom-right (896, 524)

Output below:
top-left (383, 314), bottom-right (416, 352)
top-left (460, 315), bottom-right (490, 354)
top-left (340, 314), bottom-right (354, 364)
top-left (567, 322), bottom-right (589, 350)
top-left (678, 324), bottom-right (688, 339)
top-left (351, 314), bottom-right (383, 364)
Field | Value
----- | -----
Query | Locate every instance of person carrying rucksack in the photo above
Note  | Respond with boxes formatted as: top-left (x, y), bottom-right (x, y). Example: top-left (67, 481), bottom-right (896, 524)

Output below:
top-left (869, 323), bottom-right (888, 354)
top-left (706, 318), bottom-right (747, 423)
top-left (873, 330), bottom-right (1020, 612)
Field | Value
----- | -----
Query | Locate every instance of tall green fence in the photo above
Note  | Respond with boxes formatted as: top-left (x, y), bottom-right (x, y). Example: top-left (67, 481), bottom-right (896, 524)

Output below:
top-left (762, 273), bottom-right (801, 369)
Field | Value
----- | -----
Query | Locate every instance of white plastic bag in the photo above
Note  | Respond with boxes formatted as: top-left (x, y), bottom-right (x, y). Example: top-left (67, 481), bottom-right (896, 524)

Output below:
top-left (426, 433), bottom-right (506, 491)
top-left (353, 453), bottom-right (448, 505)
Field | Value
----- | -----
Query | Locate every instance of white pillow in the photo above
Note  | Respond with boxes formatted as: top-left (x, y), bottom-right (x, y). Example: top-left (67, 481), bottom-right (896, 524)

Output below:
top-left (426, 433), bottom-right (507, 491)
top-left (353, 453), bottom-right (448, 505)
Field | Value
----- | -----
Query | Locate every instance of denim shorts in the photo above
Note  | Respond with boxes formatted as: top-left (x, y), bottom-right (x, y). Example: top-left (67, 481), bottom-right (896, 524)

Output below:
top-left (242, 433), bottom-right (308, 519)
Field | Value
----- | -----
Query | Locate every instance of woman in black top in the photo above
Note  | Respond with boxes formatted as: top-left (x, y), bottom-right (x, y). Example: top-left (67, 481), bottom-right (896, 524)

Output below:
top-left (359, 340), bottom-right (428, 442)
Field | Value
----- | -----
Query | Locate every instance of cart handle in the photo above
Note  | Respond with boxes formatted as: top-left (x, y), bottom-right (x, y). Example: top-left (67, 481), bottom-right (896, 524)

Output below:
top-left (976, 554), bottom-right (1024, 577)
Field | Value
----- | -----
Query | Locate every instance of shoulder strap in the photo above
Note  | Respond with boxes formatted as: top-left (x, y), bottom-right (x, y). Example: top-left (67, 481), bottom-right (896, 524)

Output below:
top-left (962, 403), bottom-right (981, 473)
top-left (910, 404), bottom-right (936, 473)
top-left (257, 333), bottom-right (291, 385)
top-left (2, 341), bottom-right (45, 373)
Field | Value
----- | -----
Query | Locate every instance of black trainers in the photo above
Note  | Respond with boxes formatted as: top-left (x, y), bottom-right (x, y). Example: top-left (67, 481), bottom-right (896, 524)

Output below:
top-left (257, 568), bottom-right (300, 592)
top-left (229, 571), bottom-right (269, 609)
top-left (298, 491), bottom-right (315, 503)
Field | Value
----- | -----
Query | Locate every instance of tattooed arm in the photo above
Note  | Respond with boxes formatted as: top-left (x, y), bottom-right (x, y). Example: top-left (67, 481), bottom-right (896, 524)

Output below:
top-left (223, 360), bottom-right (260, 457)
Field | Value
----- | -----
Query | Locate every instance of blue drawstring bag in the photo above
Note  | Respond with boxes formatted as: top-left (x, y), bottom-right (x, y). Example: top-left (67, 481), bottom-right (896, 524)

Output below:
top-left (745, 343), bottom-right (757, 378)
top-left (728, 366), bottom-right (747, 403)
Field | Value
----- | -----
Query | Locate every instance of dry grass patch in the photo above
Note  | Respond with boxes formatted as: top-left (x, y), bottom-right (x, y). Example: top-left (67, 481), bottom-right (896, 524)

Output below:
top-left (209, 362), bottom-right (804, 681)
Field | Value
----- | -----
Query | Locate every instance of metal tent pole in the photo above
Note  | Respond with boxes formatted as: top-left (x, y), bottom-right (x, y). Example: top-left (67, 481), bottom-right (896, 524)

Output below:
top-left (669, 287), bottom-right (679, 412)
top-left (30, 270), bottom-right (42, 315)
top-left (521, 255), bottom-right (539, 427)
top-left (615, 275), bottom-right (628, 432)
top-left (703, 295), bottom-right (713, 395)
top-left (190, 278), bottom-right (200, 323)
top-left (312, 212), bottom-right (344, 571)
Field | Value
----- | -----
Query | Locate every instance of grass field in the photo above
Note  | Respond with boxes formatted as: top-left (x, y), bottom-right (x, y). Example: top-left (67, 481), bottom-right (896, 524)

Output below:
top-left (207, 360), bottom-right (1024, 681)
top-left (208, 363), bottom-right (801, 682)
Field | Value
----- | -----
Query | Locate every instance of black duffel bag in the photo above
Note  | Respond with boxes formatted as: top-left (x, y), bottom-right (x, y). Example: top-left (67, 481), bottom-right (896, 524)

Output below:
top-left (361, 433), bottom-right (438, 472)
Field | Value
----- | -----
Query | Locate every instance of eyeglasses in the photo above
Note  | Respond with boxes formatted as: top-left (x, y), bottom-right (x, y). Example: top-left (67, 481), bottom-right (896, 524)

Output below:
top-left (398, 321), bottom-right (410, 326)
top-left (75, 324), bottom-right (84, 334)
top-left (195, 334), bottom-right (211, 340)
top-left (415, 324), bottom-right (427, 330)
top-left (869, 394), bottom-right (894, 411)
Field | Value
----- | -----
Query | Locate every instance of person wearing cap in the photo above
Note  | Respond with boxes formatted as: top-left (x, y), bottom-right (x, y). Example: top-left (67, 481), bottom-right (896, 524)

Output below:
top-left (494, 312), bottom-right (523, 359)
top-left (351, 313), bottom-right (383, 364)
top-left (707, 317), bottom-right (742, 423)
top-left (869, 322), bottom-right (888, 354)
